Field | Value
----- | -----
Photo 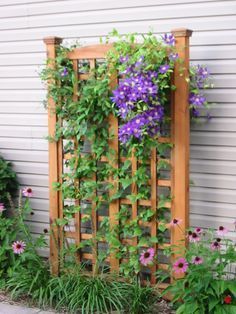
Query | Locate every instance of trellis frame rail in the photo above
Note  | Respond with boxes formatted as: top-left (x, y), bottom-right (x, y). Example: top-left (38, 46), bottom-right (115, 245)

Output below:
top-left (44, 28), bottom-right (192, 283)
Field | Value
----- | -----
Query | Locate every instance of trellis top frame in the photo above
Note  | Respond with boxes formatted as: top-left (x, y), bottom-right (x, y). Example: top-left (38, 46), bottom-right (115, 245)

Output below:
top-left (43, 28), bottom-right (193, 281)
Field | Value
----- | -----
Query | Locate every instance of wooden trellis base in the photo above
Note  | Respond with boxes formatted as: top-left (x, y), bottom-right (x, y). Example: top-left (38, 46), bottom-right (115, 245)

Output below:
top-left (44, 28), bottom-right (192, 283)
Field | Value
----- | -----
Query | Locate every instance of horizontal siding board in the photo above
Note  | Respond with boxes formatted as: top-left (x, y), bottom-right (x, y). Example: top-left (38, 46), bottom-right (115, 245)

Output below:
top-left (0, 126), bottom-right (47, 138)
top-left (0, 138), bottom-right (48, 150)
top-left (190, 159), bottom-right (236, 175)
top-left (190, 186), bottom-right (236, 204)
top-left (19, 185), bottom-right (49, 199)
top-left (191, 131), bottom-right (236, 147)
top-left (190, 173), bottom-right (236, 190)
top-left (0, 0), bottom-right (228, 18)
top-left (12, 161), bottom-right (48, 175)
top-left (190, 200), bottom-right (236, 218)
top-left (191, 117), bottom-right (236, 132)
top-left (191, 146), bottom-right (236, 161)
top-left (17, 173), bottom-right (48, 187)
top-left (0, 114), bottom-right (47, 126)
top-left (0, 103), bottom-right (46, 114)
top-left (0, 90), bottom-right (45, 101)
top-left (0, 149), bottom-right (48, 162)
top-left (0, 16), bottom-right (236, 42)
top-left (0, 2), bottom-right (235, 31)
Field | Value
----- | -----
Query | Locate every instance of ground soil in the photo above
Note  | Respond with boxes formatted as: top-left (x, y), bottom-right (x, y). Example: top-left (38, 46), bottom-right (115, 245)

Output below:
top-left (0, 290), bottom-right (175, 313)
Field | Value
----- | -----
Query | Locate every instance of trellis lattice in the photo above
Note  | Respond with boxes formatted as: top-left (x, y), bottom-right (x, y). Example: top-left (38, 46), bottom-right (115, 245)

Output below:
top-left (44, 28), bottom-right (192, 286)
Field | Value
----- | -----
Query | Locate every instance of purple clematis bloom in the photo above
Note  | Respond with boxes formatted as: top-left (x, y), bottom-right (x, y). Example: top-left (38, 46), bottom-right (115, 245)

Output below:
top-left (159, 64), bottom-right (170, 74)
top-left (162, 33), bottom-right (175, 46)
top-left (189, 93), bottom-right (206, 107)
top-left (169, 52), bottom-right (179, 61)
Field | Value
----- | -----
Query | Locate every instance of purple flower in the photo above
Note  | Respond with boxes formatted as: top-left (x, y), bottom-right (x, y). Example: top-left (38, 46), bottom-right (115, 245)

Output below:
top-left (139, 248), bottom-right (155, 266)
top-left (169, 53), bottom-right (179, 61)
top-left (61, 67), bottom-right (68, 77)
top-left (195, 227), bottom-right (203, 234)
top-left (173, 257), bottom-right (188, 274)
top-left (216, 226), bottom-right (228, 236)
top-left (211, 241), bottom-right (221, 251)
top-left (119, 55), bottom-right (129, 64)
top-left (188, 232), bottom-right (200, 243)
top-left (192, 256), bottom-right (203, 265)
top-left (22, 187), bottom-right (33, 198)
top-left (162, 33), bottom-right (175, 46)
top-left (170, 218), bottom-right (182, 227)
top-left (159, 64), bottom-right (170, 74)
top-left (189, 93), bottom-right (206, 107)
top-left (12, 241), bottom-right (26, 254)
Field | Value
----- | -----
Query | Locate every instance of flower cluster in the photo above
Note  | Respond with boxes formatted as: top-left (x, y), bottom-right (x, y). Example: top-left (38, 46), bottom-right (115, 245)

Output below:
top-left (111, 56), bottom-right (170, 143)
top-left (189, 64), bottom-right (211, 118)
top-left (170, 220), bottom-right (232, 275)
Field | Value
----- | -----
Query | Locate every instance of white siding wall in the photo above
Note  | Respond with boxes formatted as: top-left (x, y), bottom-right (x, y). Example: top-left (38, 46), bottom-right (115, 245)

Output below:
top-left (0, 0), bottom-right (235, 241)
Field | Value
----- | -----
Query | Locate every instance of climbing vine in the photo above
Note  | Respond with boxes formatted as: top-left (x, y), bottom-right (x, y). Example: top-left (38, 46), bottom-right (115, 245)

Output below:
top-left (41, 31), bottom-right (211, 278)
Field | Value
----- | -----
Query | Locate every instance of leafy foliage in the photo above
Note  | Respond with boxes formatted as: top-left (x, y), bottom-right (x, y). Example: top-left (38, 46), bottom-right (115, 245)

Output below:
top-left (162, 226), bottom-right (236, 313)
top-left (0, 156), bottom-right (18, 207)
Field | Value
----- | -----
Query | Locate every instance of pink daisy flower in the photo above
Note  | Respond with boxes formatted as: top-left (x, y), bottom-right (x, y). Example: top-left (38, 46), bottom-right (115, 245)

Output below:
top-left (22, 187), bottom-right (33, 198)
top-left (189, 232), bottom-right (200, 243)
top-left (192, 256), bottom-right (203, 265)
top-left (216, 226), bottom-right (228, 236)
top-left (173, 257), bottom-right (188, 274)
top-left (170, 218), bottom-right (182, 227)
top-left (139, 248), bottom-right (155, 266)
top-left (194, 227), bottom-right (203, 234)
top-left (211, 241), bottom-right (221, 251)
top-left (0, 203), bottom-right (6, 212)
top-left (12, 241), bottom-right (26, 254)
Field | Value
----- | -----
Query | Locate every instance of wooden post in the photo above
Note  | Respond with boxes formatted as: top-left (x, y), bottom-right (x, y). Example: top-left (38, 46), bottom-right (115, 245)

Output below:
top-left (171, 28), bottom-right (192, 274)
top-left (43, 36), bottom-right (63, 275)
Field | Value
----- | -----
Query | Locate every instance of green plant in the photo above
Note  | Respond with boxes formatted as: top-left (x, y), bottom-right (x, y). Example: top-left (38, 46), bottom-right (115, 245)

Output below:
top-left (1, 188), bottom-right (49, 295)
top-left (162, 223), bottom-right (236, 314)
top-left (0, 156), bottom-right (18, 207)
top-left (41, 30), bottom-right (211, 279)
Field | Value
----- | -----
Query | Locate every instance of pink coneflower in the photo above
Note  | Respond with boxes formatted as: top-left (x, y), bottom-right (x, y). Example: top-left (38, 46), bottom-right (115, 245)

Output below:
top-left (12, 241), bottom-right (26, 254)
top-left (170, 218), bottom-right (182, 227)
top-left (189, 232), bottom-right (200, 243)
top-left (211, 241), bottom-right (221, 251)
top-left (22, 187), bottom-right (33, 197)
top-left (0, 203), bottom-right (5, 212)
top-left (139, 248), bottom-right (155, 266)
top-left (195, 227), bottom-right (203, 234)
top-left (216, 226), bottom-right (228, 236)
top-left (173, 257), bottom-right (188, 274)
top-left (192, 256), bottom-right (203, 265)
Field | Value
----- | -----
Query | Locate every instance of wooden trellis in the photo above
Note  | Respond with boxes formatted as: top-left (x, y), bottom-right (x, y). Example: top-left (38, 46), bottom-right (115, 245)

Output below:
top-left (44, 28), bottom-right (192, 285)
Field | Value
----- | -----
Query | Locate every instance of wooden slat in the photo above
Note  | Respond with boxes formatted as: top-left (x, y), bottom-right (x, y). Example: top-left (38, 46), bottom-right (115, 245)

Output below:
top-left (131, 150), bottom-right (138, 254)
top-left (157, 179), bottom-right (171, 187)
top-left (72, 59), bottom-right (82, 264)
top-left (171, 28), bottom-right (192, 280)
top-left (108, 69), bottom-right (120, 272)
top-left (67, 44), bottom-right (113, 60)
top-left (43, 36), bottom-right (63, 275)
top-left (120, 198), bottom-right (151, 206)
top-left (158, 137), bottom-right (171, 143)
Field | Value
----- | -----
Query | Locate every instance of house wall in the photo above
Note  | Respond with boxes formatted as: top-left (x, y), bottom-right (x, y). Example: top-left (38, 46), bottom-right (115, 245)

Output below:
top-left (0, 0), bottom-right (235, 245)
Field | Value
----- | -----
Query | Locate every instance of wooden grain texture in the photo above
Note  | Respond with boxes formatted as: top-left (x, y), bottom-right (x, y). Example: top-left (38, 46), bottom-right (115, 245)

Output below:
top-left (43, 36), bottom-right (62, 275)
top-left (150, 148), bottom-right (158, 284)
top-left (171, 28), bottom-right (192, 279)
top-left (72, 59), bottom-right (82, 263)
